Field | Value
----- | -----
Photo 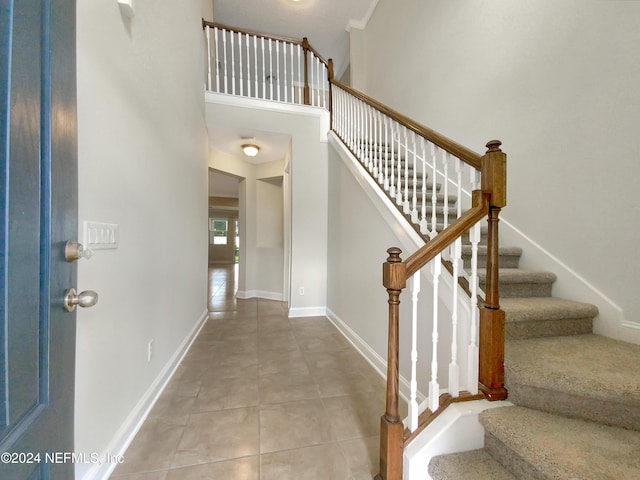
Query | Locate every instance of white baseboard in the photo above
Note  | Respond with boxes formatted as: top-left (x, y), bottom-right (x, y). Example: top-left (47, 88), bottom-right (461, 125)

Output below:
top-left (326, 308), bottom-right (425, 405)
top-left (76, 310), bottom-right (209, 480)
top-left (288, 306), bottom-right (327, 318)
top-left (237, 289), bottom-right (284, 301)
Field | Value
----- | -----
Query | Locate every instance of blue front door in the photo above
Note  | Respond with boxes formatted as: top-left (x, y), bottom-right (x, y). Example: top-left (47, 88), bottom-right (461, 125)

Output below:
top-left (0, 0), bottom-right (77, 478)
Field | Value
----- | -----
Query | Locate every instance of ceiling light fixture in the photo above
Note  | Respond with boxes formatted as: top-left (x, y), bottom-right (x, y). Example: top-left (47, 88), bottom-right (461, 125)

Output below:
top-left (242, 144), bottom-right (260, 157)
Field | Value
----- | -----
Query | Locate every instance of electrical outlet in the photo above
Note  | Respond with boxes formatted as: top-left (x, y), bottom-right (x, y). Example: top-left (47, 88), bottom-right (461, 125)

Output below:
top-left (147, 340), bottom-right (154, 362)
top-left (299, 286), bottom-right (305, 296)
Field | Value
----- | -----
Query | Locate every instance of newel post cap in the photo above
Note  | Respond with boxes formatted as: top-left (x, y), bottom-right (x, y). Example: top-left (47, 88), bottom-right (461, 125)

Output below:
top-left (383, 247), bottom-right (406, 290)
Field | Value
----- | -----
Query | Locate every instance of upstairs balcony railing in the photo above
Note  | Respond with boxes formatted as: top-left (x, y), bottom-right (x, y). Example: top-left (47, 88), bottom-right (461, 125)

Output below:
top-left (203, 20), bottom-right (329, 108)
top-left (203, 21), bottom-right (507, 480)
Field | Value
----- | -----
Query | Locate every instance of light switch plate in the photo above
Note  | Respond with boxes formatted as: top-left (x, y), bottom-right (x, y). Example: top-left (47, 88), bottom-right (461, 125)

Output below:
top-left (83, 221), bottom-right (119, 250)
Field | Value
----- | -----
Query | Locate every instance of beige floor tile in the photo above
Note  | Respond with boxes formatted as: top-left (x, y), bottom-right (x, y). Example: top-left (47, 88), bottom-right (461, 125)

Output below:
top-left (112, 418), bottom-right (185, 475)
top-left (110, 471), bottom-right (168, 480)
top-left (296, 332), bottom-right (353, 353)
top-left (258, 349), bottom-right (310, 375)
top-left (260, 444), bottom-right (350, 480)
top-left (258, 371), bottom-right (321, 405)
top-left (259, 399), bottom-right (333, 453)
top-left (192, 376), bottom-right (259, 412)
top-left (314, 367), bottom-right (386, 397)
top-left (339, 436), bottom-right (380, 480)
top-left (165, 456), bottom-right (259, 480)
top-left (172, 408), bottom-right (259, 468)
top-left (322, 394), bottom-right (385, 441)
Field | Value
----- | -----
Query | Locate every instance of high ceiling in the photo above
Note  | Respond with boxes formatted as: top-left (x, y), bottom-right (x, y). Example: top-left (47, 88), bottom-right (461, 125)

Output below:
top-left (212, 0), bottom-right (378, 78)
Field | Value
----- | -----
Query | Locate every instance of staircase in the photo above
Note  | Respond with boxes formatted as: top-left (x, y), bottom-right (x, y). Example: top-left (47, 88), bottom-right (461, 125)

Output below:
top-left (426, 227), bottom-right (640, 477)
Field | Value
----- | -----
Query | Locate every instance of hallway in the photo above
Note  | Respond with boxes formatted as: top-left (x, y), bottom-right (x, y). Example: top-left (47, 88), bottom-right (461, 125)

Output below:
top-left (110, 265), bottom-right (387, 479)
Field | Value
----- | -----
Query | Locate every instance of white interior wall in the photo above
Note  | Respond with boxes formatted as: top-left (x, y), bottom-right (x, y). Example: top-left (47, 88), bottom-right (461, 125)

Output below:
top-left (358, 0), bottom-right (640, 342)
top-left (256, 179), bottom-right (285, 298)
top-left (75, 1), bottom-right (212, 479)
top-left (205, 95), bottom-right (330, 316)
top-left (208, 147), bottom-right (287, 299)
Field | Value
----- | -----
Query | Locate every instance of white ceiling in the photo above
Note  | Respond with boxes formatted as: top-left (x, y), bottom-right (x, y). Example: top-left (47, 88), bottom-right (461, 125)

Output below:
top-left (212, 0), bottom-right (378, 79)
top-left (209, 125), bottom-right (292, 165)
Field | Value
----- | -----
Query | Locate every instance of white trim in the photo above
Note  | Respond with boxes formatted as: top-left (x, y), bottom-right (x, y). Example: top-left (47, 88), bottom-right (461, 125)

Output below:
top-left (205, 92), bottom-right (330, 143)
top-left (346, 0), bottom-right (380, 31)
top-left (236, 289), bottom-right (284, 301)
top-left (403, 399), bottom-right (512, 480)
top-left (288, 306), bottom-right (327, 318)
top-left (328, 132), bottom-right (424, 253)
top-left (326, 308), bottom-right (426, 405)
top-left (76, 310), bottom-right (209, 480)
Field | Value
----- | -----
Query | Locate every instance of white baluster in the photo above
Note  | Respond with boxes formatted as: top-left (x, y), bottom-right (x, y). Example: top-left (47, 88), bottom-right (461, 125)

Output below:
top-left (403, 128), bottom-right (410, 214)
top-left (214, 27), bottom-right (221, 92)
top-left (276, 41), bottom-right (281, 102)
top-left (222, 29), bottom-right (228, 93)
top-left (296, 44), bottom-right (301, 104)
top-left (420, 139), bottom-right (429, 234)
top-left (449, 237), bottom-right (462, 397)
top-left (383, 115), bottom-right (390, 190)
top-left (430, 144), bottom-right (438, 239)
top-left (238, 33), bottom-right (244, 97)
top-left (372, 110), bottom-right (378, 178)
top-left (443, 151), bottom-right (450, 231)
top-left (268, 39), bottom-right (273, 100)
top-left (429, 254), bottom-right (442, 413)
top-left (411, 133), bottom-right (418, 223)
top-left (316, 57), bottom-right (321, 106)
top-left (389, 122), bottom-right (396, 198)
top-left (396, 123), bottom-right (402, 205)
top-left (246, 33), bottom-right (251, 97)
top-left (467, 221), bottom-right (481, 395)
top-left (205, 26), bottom-right (212, 91)
top-left (261, 37), bottom-right (266, 99)
top-left (408, 272), bottom-right (421, 432)
top-left (230, 32), bottom-right (236, 95)
top-left (254, 35), bottom-right (258, 98)
top-left (456, 158), bottom-right (462, 220)
top-left (290, 43), bottom-right (294, 103)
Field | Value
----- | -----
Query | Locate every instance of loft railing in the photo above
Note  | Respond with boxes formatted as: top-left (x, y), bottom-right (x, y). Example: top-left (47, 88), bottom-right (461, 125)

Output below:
top-left (203, 21), bottom-right (329, 108)
top-left (203, 22), bottom-right (507, 480)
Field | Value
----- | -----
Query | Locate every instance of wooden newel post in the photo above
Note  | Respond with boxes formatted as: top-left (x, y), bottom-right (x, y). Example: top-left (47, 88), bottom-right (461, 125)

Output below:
top-left (302, 37), bottom-right (310, 105)
top-left (479, 140), bottom-right (508, 401)
top-left (376, 247), bottom-right (406, 480)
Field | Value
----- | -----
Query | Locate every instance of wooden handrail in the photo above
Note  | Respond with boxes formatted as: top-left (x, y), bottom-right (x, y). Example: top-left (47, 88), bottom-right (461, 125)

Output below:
top-left (330, 79), bottom-right (482, 170)
top-left (202, 20), bottom-right (304, 47)
top-left (202, 20), bottom-right (329, 66)
top-left (404, 192), bottom-right (489, 277)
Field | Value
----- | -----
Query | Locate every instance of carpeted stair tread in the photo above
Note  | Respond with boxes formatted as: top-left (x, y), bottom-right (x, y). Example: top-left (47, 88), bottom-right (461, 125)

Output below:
top-left (462, 245), bottom-right (522, 269)
top-left (501, 297), bottom-right (597, 339)
top-left (479, 269), bottom-right (556, 297)
top-left (506, 334), bottom-right (640, 429)
top-left (480, 406), bottom-right (640, 479)
top-left (502, 297), bottom-right (598, 322)
top-left (429, 449), bottom-right (517, 480)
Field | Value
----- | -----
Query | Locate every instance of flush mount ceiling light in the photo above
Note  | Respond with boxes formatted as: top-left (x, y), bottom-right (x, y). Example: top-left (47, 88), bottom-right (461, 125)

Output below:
top-left (242, 144), bottom-right (260, 157)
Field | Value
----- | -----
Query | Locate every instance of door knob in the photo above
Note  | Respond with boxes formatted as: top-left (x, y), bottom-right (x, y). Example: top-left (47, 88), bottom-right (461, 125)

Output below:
top-left (64, 288), bottom-right (99, 312)
top-left (65, 240), bottom-right (94, 262)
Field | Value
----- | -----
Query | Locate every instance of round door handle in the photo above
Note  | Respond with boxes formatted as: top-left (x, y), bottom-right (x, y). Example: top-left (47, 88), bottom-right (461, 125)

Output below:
top-left (64, 288), bottom-right (99, 312)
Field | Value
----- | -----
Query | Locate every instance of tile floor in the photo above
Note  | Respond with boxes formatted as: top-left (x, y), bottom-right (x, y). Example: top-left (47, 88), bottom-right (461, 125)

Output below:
top-left (110, 265), bottom-right (388, 480)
